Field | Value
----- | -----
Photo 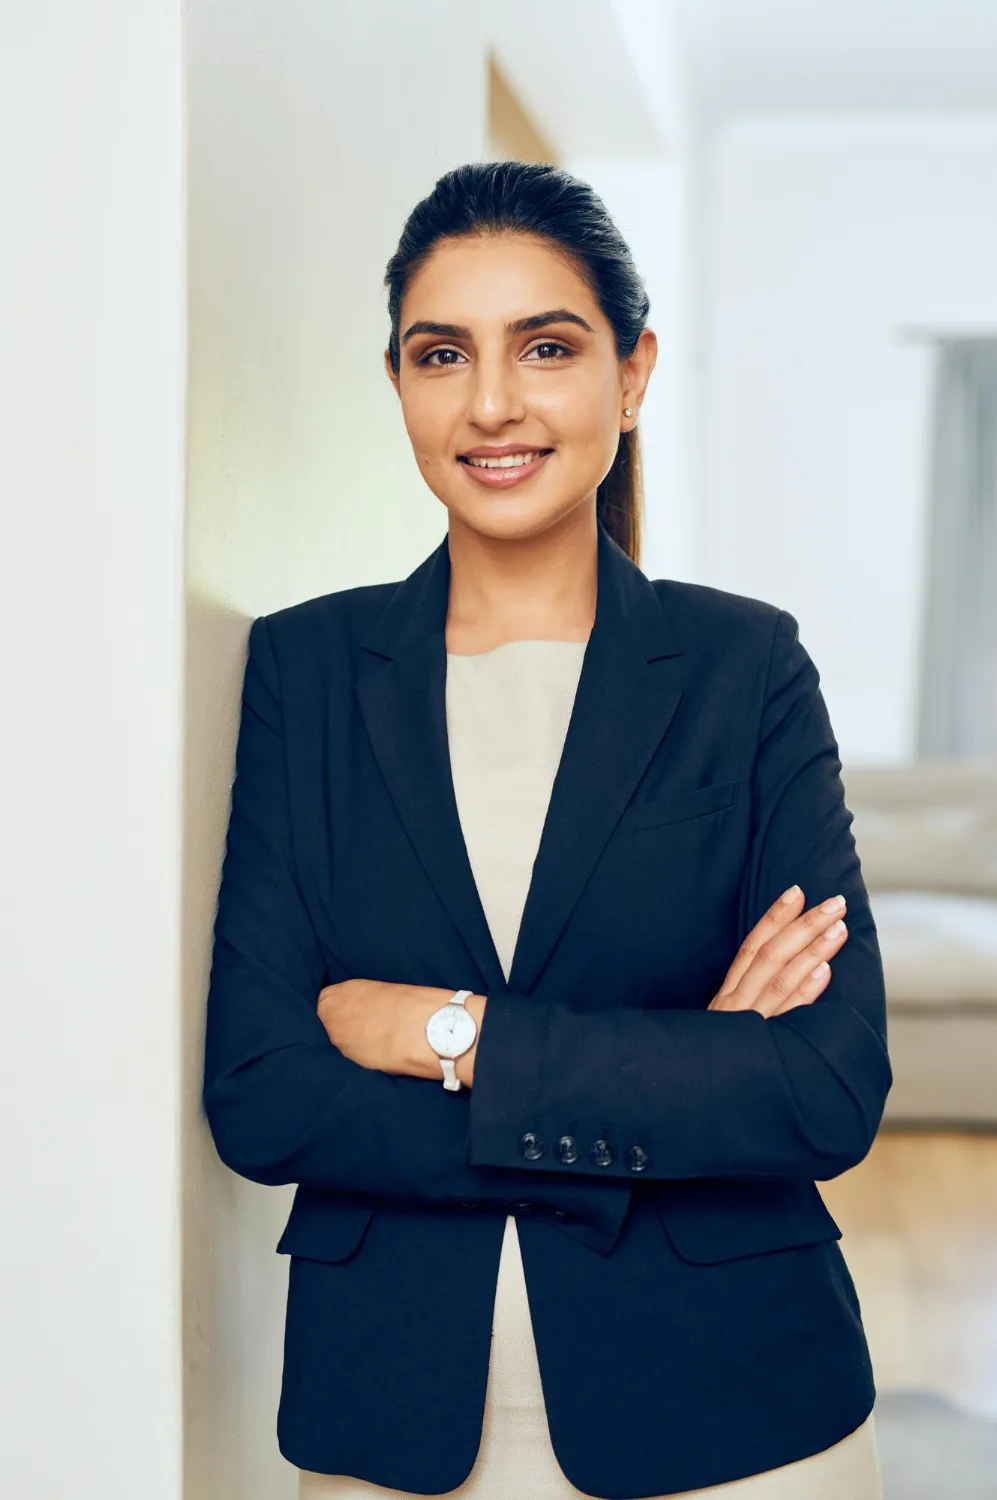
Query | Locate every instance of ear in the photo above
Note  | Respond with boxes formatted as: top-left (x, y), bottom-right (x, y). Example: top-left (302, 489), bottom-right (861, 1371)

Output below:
top-left (621, 327), bottom-right (658, 414)
top-left (384, 348), bottom-right (401, 397)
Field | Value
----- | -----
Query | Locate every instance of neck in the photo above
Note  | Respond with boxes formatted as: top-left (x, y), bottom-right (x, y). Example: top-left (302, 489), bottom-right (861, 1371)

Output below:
top-left (444, 502), bottom-right (598, 655)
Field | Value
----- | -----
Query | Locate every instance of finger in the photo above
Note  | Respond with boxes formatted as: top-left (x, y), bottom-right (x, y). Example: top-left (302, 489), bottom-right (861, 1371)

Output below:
top-left (754, 921), bottom-right (849, 1016)
top-left (728, 895), bottom-right (847, 1011)
top-left (714, 885), bottom-right (806, 1000)
top-left (769, 957), bottom-right (834, 1016)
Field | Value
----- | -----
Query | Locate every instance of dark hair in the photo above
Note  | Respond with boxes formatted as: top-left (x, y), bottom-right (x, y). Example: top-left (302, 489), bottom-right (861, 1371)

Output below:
top-left (383, 161), bottom-right (650, 566)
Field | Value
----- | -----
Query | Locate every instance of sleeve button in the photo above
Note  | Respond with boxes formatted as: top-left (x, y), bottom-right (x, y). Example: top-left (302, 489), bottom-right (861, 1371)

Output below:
top-left (589, 1138), bottom-right (615, 1168)
top-left (556, 1134), bottom-right (580, 1164)
top-left (519, 1131), bottom-right (545, 1161)
top-left (626, 1144), bottom-right (650, 1173)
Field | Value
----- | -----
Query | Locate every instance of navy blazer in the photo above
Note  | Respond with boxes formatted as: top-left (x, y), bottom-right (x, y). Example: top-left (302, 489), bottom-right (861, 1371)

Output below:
top-left (203, 518), bottom-right (892, 1498)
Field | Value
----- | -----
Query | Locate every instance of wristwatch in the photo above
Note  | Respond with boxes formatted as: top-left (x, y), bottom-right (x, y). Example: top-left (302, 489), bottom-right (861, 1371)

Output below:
top-left (425, 989), bottom-right (477, 1091)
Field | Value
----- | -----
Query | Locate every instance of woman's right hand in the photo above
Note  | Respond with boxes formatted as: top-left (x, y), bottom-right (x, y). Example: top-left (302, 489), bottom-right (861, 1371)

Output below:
top-left (707, 885), bottom-right (849, 1017)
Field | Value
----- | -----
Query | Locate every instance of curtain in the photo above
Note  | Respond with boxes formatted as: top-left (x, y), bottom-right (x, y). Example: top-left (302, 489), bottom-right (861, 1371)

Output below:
top-left (915, 338), bottom-right (997, 758)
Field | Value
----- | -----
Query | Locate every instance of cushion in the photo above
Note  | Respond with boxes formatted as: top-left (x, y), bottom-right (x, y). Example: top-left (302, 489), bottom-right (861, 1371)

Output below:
top-left (870, 890), bottom-right (997, 1011)
top-left (882, 1011), bottom-right (997, 1124)
top-left (843, 759), bottom-right (997, 897)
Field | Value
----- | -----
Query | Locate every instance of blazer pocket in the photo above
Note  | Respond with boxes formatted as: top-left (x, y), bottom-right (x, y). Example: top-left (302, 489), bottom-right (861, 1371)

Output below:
top-left (619, 778), bottom-right (741, 835)
top-left (655, 1177), bottom-right (842, 1265)
top-left (276, 1188), bottom-right (375, 1264)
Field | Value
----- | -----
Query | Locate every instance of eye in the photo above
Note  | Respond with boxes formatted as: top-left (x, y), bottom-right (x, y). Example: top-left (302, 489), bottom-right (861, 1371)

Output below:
top-left (524, 341), bottom-right (571, 362)
top-left (417, 347), bottom-right (467, 368)
top-left (416, 340), bottom-right (572, 368)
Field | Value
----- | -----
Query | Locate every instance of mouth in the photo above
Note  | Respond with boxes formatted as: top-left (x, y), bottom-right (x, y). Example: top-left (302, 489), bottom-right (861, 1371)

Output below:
top-left (456, 448), bottom-right (555, 489)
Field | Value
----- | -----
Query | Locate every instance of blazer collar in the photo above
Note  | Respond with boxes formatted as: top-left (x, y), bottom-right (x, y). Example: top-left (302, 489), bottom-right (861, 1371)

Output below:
top-left (356, 520), bottom-right (686, 997)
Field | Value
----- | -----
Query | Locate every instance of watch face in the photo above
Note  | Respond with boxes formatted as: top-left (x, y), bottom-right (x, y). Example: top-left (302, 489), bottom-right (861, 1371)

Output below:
top-left (426, 1003), bottom-right (476, 1060)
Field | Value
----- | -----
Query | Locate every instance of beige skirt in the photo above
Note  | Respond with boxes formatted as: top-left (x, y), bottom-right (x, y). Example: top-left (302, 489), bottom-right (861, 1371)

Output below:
top-left (299, 1217), bottom-right (883, 1500)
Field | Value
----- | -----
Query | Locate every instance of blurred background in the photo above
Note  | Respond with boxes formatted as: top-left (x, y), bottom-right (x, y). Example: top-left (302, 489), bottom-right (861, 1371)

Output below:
top-left (2, 2), bottom-right (996, 1497)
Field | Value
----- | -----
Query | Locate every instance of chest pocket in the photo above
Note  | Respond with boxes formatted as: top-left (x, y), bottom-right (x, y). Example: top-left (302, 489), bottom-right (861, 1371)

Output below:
top-left (619, 778), bottom-right (741, 836)
top-left (655, 1176), bottom-right (842, 1264)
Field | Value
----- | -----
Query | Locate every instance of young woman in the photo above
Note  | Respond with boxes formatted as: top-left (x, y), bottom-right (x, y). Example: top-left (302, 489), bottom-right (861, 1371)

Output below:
top-left (203, 161), bottom-right (889, 1498)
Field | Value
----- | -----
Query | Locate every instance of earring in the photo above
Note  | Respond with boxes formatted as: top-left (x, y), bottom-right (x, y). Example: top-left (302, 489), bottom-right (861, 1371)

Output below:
top-left (624, 407), bottom-right (634, 418)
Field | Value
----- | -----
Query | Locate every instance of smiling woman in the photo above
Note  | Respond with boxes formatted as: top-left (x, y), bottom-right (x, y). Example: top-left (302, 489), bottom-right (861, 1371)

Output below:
top-left (203, 161), bottom-right (887, 1500)
top-left (381, 176), bottom-right (654, 582)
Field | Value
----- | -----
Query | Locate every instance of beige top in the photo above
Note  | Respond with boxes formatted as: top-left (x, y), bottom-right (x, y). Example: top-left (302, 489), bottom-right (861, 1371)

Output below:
top-left (299, 639), bottom-right (882, 1499)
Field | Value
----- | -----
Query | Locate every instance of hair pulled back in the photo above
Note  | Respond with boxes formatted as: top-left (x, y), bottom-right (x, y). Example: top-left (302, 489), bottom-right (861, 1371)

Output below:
top-left (383, 161), bottom-right (650, 565)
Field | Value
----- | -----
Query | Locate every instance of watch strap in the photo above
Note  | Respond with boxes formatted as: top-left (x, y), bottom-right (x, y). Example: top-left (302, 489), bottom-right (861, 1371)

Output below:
top-left (438, 990), bottom-right (474, 1091)
top-left (440, 1057), bottom-right (460, 1092)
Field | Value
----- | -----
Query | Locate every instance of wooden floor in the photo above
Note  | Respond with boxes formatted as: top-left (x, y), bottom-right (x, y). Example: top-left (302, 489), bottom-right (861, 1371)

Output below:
top-left (821, 1128), bottom-right (997, 1418)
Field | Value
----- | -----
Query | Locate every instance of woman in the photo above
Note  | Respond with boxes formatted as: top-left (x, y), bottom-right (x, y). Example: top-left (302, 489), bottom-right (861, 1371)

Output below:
top-left (203, 161), bottom-right (890, 1499)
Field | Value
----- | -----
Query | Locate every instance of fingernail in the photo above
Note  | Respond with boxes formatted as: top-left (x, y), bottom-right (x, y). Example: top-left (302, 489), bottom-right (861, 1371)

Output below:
top-left (821, 894), bottom-right (845, 913)
top-left (781, 885), bottom-right (802, 903)
top-left (823, 920), bottom-right (846, 940)
top-left (811, 961), bottom-right (830, 980)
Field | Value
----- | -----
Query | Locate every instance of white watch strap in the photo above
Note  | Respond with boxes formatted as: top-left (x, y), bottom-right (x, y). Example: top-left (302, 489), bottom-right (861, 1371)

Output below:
top-left (440, 1057), bottom-right (460, 1091)
top-left (440, 991), bottom-right (473, 1091)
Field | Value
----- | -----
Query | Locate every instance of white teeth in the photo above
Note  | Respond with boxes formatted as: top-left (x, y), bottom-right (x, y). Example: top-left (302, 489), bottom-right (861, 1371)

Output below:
top-left (465, 451), bottom-right (546, 469)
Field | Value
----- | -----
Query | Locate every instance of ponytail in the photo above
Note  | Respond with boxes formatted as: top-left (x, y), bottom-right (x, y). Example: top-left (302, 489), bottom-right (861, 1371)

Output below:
top-left (597, 427), bottom-right (643, 567)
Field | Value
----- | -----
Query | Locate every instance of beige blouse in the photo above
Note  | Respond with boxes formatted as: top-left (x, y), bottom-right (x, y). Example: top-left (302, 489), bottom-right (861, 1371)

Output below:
top-left (300, 638), bottom-right (882, 1500)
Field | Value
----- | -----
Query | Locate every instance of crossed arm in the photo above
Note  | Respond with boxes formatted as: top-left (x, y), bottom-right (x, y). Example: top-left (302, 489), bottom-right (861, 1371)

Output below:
top-left (202, 611), bottom-right (892, 1214)
top-left (317, 884), bottom-right (855, 1088)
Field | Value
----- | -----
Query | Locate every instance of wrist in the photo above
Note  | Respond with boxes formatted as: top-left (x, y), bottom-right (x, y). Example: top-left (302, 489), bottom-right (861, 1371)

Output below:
top-left (417, 987), bottom-right (486, 1087)
top-left (405, 987), bottom-right (454, 1079)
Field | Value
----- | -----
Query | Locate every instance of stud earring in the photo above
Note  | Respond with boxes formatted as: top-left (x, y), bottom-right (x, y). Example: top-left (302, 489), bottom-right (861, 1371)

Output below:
top-left (624, 407), bottom-right (634, 418)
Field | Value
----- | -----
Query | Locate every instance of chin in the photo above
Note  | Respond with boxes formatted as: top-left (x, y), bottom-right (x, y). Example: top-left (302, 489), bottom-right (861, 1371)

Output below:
top-left (448, 497), bottom-right (584, 544)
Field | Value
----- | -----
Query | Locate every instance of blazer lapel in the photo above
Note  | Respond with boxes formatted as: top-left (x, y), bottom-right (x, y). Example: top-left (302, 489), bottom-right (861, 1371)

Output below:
top-left (356, 538), bottom-right (508, 993)
top-left (355, 520), bottom-right (686, 998)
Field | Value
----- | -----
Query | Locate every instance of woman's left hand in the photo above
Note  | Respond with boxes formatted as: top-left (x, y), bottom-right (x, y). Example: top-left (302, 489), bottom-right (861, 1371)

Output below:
top-left (316, 979), bottom-right (485, 1085)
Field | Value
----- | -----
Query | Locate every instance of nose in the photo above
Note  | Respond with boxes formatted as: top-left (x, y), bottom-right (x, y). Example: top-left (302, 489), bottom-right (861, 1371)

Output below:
top-left (465, 347), bottom-right (527, 431)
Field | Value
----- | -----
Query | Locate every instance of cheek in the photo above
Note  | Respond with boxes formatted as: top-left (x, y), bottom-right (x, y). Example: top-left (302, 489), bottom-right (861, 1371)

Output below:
top-left (542, 378), bottom-right (620, 469)
top-left (402, 414), bottom-right (433, 463)
top-left (559, 414), bottom-right (620, 488)
top-left (400, 391), bottom-right (451, 462)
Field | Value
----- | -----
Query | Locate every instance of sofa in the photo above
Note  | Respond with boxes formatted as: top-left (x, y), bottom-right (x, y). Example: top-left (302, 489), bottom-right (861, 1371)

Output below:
top-left (840, 759), bottom-right (997, 1127)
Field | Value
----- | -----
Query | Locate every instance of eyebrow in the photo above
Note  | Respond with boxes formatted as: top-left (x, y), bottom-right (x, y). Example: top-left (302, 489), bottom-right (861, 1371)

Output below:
top-left (400, 307), bottom-right (595, 346)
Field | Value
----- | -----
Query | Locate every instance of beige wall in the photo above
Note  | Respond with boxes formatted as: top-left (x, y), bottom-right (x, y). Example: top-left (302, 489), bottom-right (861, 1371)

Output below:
top-left (487, 55), bottom-right (560, 164)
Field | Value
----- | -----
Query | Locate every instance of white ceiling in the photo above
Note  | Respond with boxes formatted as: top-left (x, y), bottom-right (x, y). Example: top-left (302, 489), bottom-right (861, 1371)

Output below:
top-left (674, 0), bottom-right (997, 124)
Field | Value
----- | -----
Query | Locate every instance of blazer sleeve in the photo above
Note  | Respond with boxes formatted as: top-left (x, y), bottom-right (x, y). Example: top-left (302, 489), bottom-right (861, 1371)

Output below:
top-left (468, 608), bottom-right (893, 1184)
top-left (201, 615), bottom-right (629, 1235)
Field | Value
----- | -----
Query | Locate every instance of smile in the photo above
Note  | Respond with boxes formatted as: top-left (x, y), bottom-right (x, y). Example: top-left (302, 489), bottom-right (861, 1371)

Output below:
top-left (457, 449), bottom-right (554, 488)
top-left (463, 450), bottom-right (550, 469)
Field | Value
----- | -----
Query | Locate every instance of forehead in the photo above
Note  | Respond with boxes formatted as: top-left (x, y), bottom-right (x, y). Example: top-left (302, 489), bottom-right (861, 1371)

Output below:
top-left (402, 232), bottom-right (602, 328)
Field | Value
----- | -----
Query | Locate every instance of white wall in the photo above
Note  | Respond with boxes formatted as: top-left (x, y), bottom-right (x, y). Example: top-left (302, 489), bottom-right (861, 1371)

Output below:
top-left (698, 117), bottom-right (997, 763)
top-left (0, 5), bottom-right (186, 1499)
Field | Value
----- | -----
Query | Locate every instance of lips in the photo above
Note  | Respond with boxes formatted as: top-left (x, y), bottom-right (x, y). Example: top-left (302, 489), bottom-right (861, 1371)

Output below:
top-left (457, 449), bottom-right (554, 490)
